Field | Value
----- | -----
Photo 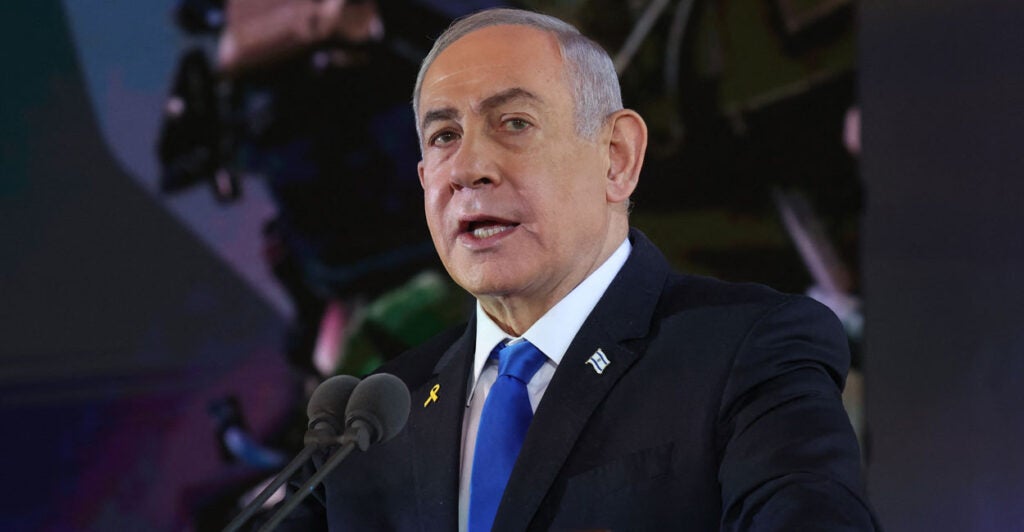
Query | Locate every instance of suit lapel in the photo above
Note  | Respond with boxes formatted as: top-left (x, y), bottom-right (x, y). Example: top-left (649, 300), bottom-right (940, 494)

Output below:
top-left (494, 230), bottom-right (671, 530)
top-left (407, 319), bottom-right (475, 530)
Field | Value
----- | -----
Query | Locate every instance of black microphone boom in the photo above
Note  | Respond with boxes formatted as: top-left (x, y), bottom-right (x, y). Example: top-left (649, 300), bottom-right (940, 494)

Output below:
top-left (222, 375), bottom-right (360, 532)
top-left (257, 373), bottom-right (411, 531)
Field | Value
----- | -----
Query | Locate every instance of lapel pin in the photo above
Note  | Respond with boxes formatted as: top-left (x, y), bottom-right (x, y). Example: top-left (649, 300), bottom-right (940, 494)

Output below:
top-left (423, 384), bottom-right (440, 407)
top-left (586, 348), bottom-right (611, 374)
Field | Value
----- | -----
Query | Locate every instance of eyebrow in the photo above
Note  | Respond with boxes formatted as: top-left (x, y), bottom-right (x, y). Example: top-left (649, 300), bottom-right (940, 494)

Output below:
top-left (421, 108), bottom-right (459, 134)
top-left (478, 87), bottom-right (542, 113)
top-left (419, 87), bottom-right (543, 134)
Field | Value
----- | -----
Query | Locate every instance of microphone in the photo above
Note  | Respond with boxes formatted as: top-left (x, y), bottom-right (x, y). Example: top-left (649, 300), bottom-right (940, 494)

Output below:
top-left (257, 373), bottom-right (411, 531)
top-left (343, 372), bottom-right (412, 450)
top-left (223, 375), bottom-right (360, 532)
top-left (304, 374), bottom-right (362, 447)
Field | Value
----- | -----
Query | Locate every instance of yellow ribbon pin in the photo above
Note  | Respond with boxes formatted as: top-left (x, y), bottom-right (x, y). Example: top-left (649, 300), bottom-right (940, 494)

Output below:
top-left (423, 384), bottom-right (440, 407)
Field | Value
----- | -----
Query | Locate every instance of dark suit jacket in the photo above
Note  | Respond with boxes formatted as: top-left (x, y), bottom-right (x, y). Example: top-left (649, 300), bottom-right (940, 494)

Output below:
top-left (280, 229), bottom-right (877, 530)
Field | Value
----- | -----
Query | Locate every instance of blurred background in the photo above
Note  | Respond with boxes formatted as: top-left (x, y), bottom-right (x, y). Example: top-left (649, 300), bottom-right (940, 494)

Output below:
top-left (1, 0), bottom-right (1021, 530)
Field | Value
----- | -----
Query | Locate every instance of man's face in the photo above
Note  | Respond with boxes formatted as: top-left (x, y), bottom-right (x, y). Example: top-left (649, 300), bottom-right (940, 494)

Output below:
top-left (417, 24), bottom-right (619, 319)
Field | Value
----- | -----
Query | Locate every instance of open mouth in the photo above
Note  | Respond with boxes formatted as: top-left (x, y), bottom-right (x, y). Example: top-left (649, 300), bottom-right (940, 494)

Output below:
top-left (462, 219), bottom-right (519, 239)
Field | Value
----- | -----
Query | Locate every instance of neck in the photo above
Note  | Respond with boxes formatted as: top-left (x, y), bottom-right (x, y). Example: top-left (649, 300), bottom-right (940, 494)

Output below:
top-left (478, 297), bottom-right (548, 337)
top-left (478, 222), bottom-right (629, 336)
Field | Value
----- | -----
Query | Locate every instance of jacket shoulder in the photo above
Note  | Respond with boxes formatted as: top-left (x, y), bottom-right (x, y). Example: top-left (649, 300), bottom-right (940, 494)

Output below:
top-left (660, 272), bottom-right (791, 311)
top-left (655, 272), bottom-right (842, 340)
top-left (374, 322), bottom-right (468, 387)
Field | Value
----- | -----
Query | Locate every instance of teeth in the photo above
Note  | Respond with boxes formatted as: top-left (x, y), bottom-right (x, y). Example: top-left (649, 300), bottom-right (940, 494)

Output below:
top-left (471, 224), bottom-right (512, 239)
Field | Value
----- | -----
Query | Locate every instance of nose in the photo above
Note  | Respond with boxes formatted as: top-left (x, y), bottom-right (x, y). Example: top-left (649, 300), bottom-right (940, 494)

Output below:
top-left (447, 133), bottom-right (500, 192)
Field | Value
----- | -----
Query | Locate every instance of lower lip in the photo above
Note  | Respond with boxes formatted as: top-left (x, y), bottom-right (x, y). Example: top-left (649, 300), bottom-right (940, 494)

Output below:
top-left (456, 225), bottom-right (518, 249)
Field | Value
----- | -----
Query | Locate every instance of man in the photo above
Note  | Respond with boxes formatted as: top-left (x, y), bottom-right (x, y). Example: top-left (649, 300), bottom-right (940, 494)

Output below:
top-left (281, 8), bottom-right (877, 530)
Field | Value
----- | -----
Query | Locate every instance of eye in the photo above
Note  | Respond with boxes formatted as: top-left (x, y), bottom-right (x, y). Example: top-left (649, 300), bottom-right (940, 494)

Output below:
top-left (429, 130), bottom-right (459, 147)
top-left (502, 117), bottom-right (531, 132)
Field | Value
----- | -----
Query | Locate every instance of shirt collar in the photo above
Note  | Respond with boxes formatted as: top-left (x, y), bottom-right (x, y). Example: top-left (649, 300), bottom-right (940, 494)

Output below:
top-left (469, 237), bottom-right (632, 400)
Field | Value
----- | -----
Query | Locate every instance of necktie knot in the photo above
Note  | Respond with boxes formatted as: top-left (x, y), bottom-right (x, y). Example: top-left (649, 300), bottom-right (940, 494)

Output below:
top-left (497, 340), bottom-right (547, 384)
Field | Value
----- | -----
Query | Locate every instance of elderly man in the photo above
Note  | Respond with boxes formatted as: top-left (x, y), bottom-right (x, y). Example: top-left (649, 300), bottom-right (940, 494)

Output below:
top-left (280, 7), bottom-right (876, 531)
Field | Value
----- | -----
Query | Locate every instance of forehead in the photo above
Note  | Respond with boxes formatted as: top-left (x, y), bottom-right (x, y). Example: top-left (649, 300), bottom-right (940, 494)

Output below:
top-left (419, 25), bottom-right (569, 115)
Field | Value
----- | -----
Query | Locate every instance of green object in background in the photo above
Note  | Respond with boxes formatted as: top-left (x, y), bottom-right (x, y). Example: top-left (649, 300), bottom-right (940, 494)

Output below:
top-left (366, 270), bottom-right (469, 347)
top-left (335, 270), bottom-right (470, 377)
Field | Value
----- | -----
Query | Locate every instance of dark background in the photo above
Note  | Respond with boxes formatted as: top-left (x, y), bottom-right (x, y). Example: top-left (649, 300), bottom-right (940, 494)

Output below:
top-left (860, 0), bottom-right (1024, 529)
top-left (2, 0), bottom-right (1022, 529)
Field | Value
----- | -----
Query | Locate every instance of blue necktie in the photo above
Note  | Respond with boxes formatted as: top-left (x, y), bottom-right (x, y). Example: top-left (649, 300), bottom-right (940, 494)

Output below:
top-left (469, 340), bottom-right (548, 532)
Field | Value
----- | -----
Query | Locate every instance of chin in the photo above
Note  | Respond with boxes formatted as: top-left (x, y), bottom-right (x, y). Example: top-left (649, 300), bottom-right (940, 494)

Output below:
top-left (450, 265), bottom-right (528, 301)
top-left (453, 276), bottom-right (514, 300)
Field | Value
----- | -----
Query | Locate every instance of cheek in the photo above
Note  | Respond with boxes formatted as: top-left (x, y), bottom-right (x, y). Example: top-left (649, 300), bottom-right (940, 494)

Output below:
top-left (421, 185), bottom-right (449, 232)
top-left (420, 176), bottom-right (444, 209)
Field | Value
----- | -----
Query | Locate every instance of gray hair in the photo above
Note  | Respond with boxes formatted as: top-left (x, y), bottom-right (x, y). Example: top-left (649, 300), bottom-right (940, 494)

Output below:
top-left (412, 8), bottom-right (623, 142)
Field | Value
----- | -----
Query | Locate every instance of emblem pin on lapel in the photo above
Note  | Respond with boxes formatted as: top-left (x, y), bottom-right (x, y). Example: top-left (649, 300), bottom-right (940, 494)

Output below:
top-left (586, 349), bottom-right (611, 374)
top-left (423, 384), bottom-right (440, 407)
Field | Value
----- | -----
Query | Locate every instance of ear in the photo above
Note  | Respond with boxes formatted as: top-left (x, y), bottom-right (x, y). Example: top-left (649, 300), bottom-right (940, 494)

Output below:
top-left (417, 160), bottom-right (427, 190)
top-left (604, 109), bottom-right (647, 205)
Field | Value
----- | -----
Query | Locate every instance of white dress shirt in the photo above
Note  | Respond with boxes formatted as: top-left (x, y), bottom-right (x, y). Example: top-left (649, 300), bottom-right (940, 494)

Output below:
top-left (457, 237), bottom-right (632, 531)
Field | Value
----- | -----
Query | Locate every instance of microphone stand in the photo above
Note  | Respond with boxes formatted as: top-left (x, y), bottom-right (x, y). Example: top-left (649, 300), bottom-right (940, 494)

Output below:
top-left (222, 428), bottom-right (337, 532)
top-left (256, 421), bottom-right (372, 532)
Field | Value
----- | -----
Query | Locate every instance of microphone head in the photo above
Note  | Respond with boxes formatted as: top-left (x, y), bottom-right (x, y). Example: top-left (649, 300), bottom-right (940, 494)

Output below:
top-left (345, 373), bottom-right (411, 445)
top-left (307, 375), bottom-right (361, 433)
